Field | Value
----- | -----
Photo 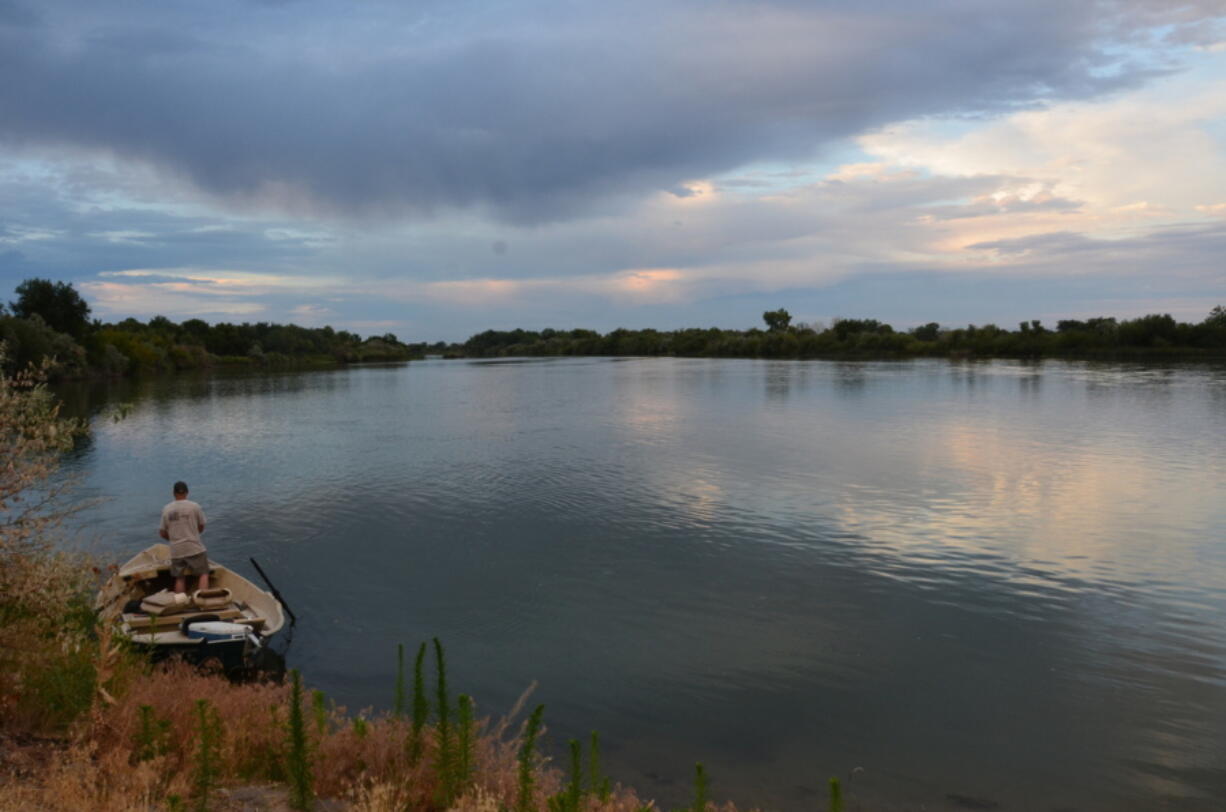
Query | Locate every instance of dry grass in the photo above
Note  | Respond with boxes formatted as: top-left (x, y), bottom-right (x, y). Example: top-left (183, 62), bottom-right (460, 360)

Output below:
top-left (0, 643), bottom-right (675, 812)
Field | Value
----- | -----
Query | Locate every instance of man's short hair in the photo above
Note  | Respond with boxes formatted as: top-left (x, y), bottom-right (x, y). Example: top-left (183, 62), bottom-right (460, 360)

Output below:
top-left (173, 481), bottom-right (189, 495)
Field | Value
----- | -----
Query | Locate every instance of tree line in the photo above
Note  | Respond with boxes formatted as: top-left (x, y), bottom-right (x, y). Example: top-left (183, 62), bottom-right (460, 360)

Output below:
top-left (460, 307), bottom-right (1226, 360)
top-left (0, 278), bottom-right (417, 378)
top-left (4, 277), bottom-right (1225, 377)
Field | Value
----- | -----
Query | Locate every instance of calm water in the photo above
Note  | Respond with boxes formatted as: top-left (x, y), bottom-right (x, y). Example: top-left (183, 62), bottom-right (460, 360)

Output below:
top-left (59, 357), bottom-right (1226, 811)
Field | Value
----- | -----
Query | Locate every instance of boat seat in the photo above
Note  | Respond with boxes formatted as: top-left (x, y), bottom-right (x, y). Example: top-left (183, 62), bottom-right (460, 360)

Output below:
top-left (140, 587), bottom-right (233, 616)
top-left (192, 587), bottom-right (233, 611)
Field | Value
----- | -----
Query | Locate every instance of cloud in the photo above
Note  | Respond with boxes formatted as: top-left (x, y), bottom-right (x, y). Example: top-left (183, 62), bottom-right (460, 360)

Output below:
top-left (80, 280), bottom-right (267, 318)
top-left (1, 2), bottom-right (1223, 339)
top-left (0, 0), bottom-right (1213, 222)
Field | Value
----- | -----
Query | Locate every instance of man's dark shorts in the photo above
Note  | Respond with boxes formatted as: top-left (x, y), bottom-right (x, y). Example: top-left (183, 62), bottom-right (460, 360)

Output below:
top-left (170, 552), bottom-right (209, 577)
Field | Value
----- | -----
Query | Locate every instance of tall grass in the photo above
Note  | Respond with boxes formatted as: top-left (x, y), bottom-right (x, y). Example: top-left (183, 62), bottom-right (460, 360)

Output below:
top-left (517, 704), bottom-right (546, 812)
top-left (409, 640), bottom-right (428, 764)
top-left (690, 762), bottom-right (709, 812)
top-left (588, 730), bottom-right (612, 802)
top-left (286, 668), bottom-right (314, 811)
top-left (192, 699), bottom-right (222, 812)
top-left (457, 693), bottom-right (475, 792)
top-left (548, 739), bottom-right (584, 812)
top-left (829, 777), bottom-right (843, 812)
top-left (433, 637), bottom-right (456, 805)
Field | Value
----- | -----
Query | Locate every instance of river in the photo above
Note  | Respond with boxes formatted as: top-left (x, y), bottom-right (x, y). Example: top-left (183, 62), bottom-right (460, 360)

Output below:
top-left (58, 356), bottom-right (1226, 810)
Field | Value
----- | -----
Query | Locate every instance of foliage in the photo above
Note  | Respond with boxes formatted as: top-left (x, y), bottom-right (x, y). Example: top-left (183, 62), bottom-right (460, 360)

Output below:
top-left (690, 762), bottom-right (709, 812)
top-left (0, 315), bottom-right (87, 376)
top-left (192, 699), bottom-right (223, 812)
top-left (135, 704), bottom-right (173, 762)
top-left (2, 278), bottom-right (420, 380)
top-left (456, 693), bottom-right (475, 795)
top-left (312, 689), bottom-right (329, 738)
top-left (410, 640), bottom-right (428, 764)
top-left (588, 730), bottom-right (612, 802)
top-left (433, 637), bottom-right (456, 806)
top-left (762, 308), bottom-right (791, 332)
top-left (10, 278), bottom-right (92, 340)
top-left (517, 704), bottom-right (546, 812)
top-left (548, 739), bottom-right (584, 812)
top-left (286, 669), bottom-right (314, 811)
top-left (459, 305), bottom-right (1226, 360)
top-left (0, 348), bottom-right (94, 730)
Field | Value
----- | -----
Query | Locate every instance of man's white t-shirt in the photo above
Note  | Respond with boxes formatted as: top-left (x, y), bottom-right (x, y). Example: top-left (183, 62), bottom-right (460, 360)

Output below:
top-left (160, 499), bottom-right (206, 559)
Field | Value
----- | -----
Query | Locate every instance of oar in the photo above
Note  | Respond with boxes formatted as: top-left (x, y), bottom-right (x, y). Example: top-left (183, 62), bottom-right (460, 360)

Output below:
top-left (249, 557), bottom-right (298, 626)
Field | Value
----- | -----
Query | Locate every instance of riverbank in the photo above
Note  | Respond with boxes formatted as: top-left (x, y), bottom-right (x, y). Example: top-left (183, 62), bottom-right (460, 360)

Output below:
top-left (457, 309), bottom-right (1226, 361)
top-left (0, 541), bottom-right (719, 812)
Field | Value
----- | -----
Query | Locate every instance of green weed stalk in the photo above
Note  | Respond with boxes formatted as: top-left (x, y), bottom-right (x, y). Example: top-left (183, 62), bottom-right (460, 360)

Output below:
top-left (286, 669), bottom-right (314, 811)
top-left (191, 699), bottom-right (222, 812)
top-left (516, 704), bottom-right (546, 812)
top-left (409, 641), bottom-right (428, 764)
top-left (311, 689), bottom-right (328, 738)
top-left (433, 638), bottom-right (455, 806)
top-left (135, 704), bottom-right (172, 762)
top-left (588, 730), bottom-right (611, 802)
top-left (457, 693), bottom-right (475, 792)
top-left (829, 777), bottom-right (842, 812)
top-left (691, 762), bottom-right (708, 812)
top-left (547, 739), bottom-right (584, 812)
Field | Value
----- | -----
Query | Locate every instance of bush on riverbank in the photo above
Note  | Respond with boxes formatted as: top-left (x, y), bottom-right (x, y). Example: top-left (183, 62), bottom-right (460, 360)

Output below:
top-left (0, 349), bottom-right (100, 732)
top-left (2, 278), bottom-right (420, 380)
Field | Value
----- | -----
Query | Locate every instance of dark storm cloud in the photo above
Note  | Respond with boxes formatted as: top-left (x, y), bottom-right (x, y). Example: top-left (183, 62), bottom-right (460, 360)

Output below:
top-left (0, 0), bottom-right (1214, 222)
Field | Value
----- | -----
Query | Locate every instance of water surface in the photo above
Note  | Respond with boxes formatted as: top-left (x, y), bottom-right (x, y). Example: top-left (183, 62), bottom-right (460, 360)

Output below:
top-left (61, 357), bottom-right (1226, 810)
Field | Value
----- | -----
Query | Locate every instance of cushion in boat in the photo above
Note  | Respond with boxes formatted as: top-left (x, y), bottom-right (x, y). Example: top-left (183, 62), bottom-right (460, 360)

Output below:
top-left (140, 588), bottom-right (193, 616)
top-left (192, 587), bottom-right (233, 611)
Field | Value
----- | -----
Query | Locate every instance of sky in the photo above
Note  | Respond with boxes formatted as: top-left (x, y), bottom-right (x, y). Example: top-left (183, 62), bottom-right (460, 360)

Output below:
top-left (1, 0), bottom-right (1225, 341)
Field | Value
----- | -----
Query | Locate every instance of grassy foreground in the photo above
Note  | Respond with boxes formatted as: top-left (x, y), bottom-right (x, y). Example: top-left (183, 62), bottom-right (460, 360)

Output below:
top-left (1, 544), bottom-right (776, 812)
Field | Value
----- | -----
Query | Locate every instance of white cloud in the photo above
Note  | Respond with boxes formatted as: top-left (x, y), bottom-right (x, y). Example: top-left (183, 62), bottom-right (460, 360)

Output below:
top-left (80, 280), bottom-right (267, 318)
top-left (857, 66), bottom-right (1226, 231)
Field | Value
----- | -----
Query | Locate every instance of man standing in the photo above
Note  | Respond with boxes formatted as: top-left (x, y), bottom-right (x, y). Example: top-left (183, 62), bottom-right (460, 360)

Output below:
top-left (159, 481), bottom-right (208, 594)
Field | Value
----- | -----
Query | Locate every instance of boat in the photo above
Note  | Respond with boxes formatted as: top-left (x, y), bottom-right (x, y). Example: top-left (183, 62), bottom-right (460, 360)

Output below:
top-left (95, 543), bottom-right (287, 675)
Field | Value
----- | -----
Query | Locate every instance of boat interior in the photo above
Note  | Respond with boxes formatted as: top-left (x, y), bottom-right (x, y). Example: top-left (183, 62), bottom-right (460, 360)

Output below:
top-left (96, 544), bottom-right (285, 646)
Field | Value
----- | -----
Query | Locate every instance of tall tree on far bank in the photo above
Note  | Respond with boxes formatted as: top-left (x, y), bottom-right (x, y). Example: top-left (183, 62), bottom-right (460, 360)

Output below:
top-left (763, 308), bottom-right (792, 332)
top-left (10, 279), bottom-right (91, 340)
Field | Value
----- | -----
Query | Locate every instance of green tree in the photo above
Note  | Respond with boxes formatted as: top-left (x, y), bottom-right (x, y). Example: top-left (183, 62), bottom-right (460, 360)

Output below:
top-left (10, 279), bottom-right (92, 340)
top-left (762, 308), bottom-right (792, 332)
